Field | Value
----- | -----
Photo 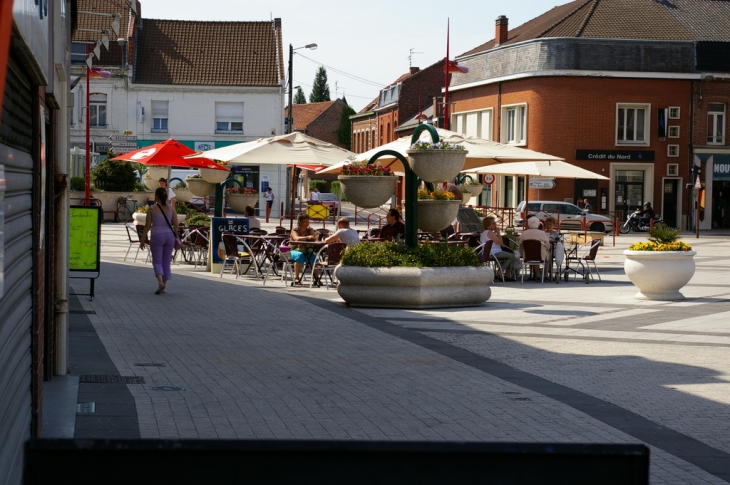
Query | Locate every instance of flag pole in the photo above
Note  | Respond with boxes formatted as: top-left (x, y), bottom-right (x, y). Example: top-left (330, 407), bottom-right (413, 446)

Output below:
top-left (444, 18), bottom-right (450, 131)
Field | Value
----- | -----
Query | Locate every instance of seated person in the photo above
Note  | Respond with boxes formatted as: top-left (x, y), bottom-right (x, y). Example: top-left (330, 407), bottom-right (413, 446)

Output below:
top-left (325, 217), bottom-right (360, 246)
top-left (480, 216), bottom-right (515, 279)
top-left (543, 216), bottom-right (559, 239)
top-left (380, 208), bottom-right (405, 241)
top-left (290, 212), bottom-right (319, 285)
top-left (244, 205), bottom-right (260, 229)
top-left (440, 223), bottom-right (455, 240)
top-left (640, 202), bottom-right (655, 227)
top-left (519, 216), bottom-right (550, 278)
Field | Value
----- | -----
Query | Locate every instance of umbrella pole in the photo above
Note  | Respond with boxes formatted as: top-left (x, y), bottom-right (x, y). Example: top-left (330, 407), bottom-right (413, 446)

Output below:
top-left (289, 166), bottom-right (296, 230)
top-left (524, 175), bottom-right (529, 230)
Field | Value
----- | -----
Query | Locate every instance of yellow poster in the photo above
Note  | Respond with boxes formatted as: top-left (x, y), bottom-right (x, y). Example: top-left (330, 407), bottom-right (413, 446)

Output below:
top-left (69, 207), bottom-right (100, 272)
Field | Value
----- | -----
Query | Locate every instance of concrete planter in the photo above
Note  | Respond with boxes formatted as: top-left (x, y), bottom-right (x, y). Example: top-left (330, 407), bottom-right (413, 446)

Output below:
top-left (226, 193), bottom-right (259, 212)
top-left (143, 177), bottom-right (158, 191)
top-left (338, 175), bottom-right (397, 208)
top-left (186, 177), bottom-right (215, 197)
top-left (71, 191), bottom-right (151, 222)
top-left (147, 165), bottom-right (169, 181)
top-left (199, 167), bottom-right (230, 184)
top-left (133, 212), bottom-right (147, 226)
top-left (334, 265), bottom-right (493, 309)
top-left (460, 184), bottom-right (483, 203)
top-left (417, 199), bottom-right (461, 232)
top-left (624, 250), bottom-right (696, 300)
top-left (406, 149), bottom-right (468, 183)
top-left (174, 187), bottom-right (193, 203)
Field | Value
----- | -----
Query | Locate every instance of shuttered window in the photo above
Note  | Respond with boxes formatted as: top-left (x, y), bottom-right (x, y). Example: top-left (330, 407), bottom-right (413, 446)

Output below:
top-left (215, 102), bottom-right (243, 133)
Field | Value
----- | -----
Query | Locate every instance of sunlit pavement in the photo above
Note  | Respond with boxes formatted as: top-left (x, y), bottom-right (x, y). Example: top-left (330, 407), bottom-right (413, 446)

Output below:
top-left (66, 222), bottom-right (730, 484)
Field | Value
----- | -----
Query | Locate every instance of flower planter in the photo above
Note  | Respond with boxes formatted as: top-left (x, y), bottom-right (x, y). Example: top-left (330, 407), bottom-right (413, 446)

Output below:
top-left (143, 177), bottom-right (158, 191)
top-left (199, 167), bottom-right (230, 184)
top-left (460, 183), bottom-right (483, 203)
top-left (623, 250), bottom-right (696, 300)
top-left (174, 187), bottom-right (193, 203)
top-left (186, 178), bottom-right (215, 197)
top-left (406, 149), bottom-right (468, 183)
top-left (338, 175), bottom-right (397, 208)
top-left (133, 212), bottom-right (147, 226)
top-left (417, 199), bottom-right (461, 232)
top-left (334, 266), bottom-right (493, 309)
top-left (147, 165), bottom-right (169, 181)
top-left (226, 193), bottom-right (259, 212)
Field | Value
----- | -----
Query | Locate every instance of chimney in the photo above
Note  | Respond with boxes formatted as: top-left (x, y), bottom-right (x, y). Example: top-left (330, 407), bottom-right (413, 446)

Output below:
top-left (409, 66), bottom-right (420, 75)
top-left (495, 15), bottom-right (508, 46)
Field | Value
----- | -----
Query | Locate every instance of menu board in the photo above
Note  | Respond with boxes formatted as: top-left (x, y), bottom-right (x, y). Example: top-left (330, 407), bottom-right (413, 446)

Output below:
top-left (69, 206), bottom-right (101, 275)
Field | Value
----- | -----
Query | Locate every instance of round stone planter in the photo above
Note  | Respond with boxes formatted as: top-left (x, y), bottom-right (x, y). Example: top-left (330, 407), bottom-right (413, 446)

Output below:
top-left (132, 212), bottom-right (147, 226)
top-left (186, 178), bottom-right (215, 197)
top-left (174, 187), bottom-right (193, 203)
top-left (143, 177), bottom-right (158, 191)
top-left (147, 165), bottom-right (169, 181)
top-left (417, 199), bottom-right (461, 232)
top-left (460, 184), bottom-right (483, 203)
top-left (623, 250), bottom-right (696, 300)
top-left (338, 175), bottom-right (397, 208)
top-left (334, 265), bottom-right (493, 309)
top-left (226, 193), bottom-right (259, 212)
top-left (406, 149), bottom-right (468, 183)
top-left (199, 167), bottom-right (230, 184)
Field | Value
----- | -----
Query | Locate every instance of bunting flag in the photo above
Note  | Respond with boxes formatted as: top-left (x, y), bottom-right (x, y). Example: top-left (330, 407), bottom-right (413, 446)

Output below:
top-left (445, 60), bottom-right (469, 74)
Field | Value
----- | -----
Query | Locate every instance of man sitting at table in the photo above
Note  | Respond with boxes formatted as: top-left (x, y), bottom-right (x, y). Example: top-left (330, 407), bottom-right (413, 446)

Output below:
top-left (244, 205), bottom-right (260, 229)
top-left (290, 212), bottom-right (319, 285)
top-left (325, 217), bottom-right (360, 246)
top-left (380, 208), bottom-right (405, 241)
top-left (519, 216), bottom-right (550, 279)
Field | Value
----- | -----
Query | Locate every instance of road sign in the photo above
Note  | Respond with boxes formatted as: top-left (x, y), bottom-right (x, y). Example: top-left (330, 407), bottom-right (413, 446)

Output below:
top-left (110, 141), bottom-right (138, 148)
top-left (481, 174), bottom-right (495, 185)
top-left (109, 135), bottom-right (138, 141)
top-left (111, 146), bottom-right (137, 154)
top-left (694, 175), bottom-right (702, 189)
top-left (529, 177), bottom-right (556, 189)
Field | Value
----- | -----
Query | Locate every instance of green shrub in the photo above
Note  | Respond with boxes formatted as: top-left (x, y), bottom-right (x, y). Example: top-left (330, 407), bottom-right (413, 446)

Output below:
top-left (648, 222), bottom-right (681, 244)
top-left (341, 242), bottom-right (480, 268)
top-left (91, 157), bottom-right (138, 191)
top-left (184, 214), bottom-right (212, 227)
top-left (309, 179), bottom-right (326, 191)
top-left (330, 180), bottom-right (345, 200)
top-left (70, 176), bottom-right (85, 192)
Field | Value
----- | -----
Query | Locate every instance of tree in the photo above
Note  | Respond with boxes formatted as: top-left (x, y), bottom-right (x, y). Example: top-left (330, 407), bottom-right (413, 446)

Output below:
top-left (337, 104), bottom-right (356, 150)
top-left (309, 66), bottom-right (331, 103)
top-left (293, 87), bottom-right (306, 104)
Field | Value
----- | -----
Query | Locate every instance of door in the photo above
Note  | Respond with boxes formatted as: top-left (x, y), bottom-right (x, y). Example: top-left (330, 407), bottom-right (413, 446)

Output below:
top-left (662, 178), bottom-right (679, 228)
top-left (615, 170), bottom-right (645, 218)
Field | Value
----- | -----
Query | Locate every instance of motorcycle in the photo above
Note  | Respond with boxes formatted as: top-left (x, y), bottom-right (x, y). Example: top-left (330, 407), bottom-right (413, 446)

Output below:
top-left (619, 209), bottom-right (663, 234)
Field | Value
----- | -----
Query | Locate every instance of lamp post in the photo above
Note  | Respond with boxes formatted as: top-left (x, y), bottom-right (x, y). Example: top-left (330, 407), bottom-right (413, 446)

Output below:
top-left (84, 55), bottom-right (111, 201)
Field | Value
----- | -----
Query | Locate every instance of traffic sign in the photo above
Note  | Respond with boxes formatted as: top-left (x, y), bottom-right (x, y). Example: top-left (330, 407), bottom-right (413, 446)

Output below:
top-left (694, 175), bottom-right (702, 189)
top-left (109, 134), bottom-right (138, 141)
top-left (111, 146), bottom-right (136, 154)
top-left (110, 141), bottom-right (138, 148)
top-left (529, 177), bottom-right (556, 189)
top-left (481, 174), bottom-right (495, 185)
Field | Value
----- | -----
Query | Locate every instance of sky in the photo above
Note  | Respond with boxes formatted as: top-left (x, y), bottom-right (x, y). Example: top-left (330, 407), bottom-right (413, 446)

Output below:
top-left (139, 0), bottom-right (572, 112)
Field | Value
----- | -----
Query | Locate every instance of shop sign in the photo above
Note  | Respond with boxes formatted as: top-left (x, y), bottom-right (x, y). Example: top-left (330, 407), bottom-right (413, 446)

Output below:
top-left (575, 150), bottom-right (655, 161)
top-left (211, 217), bottom-right (249, 264)
top-left (713, 162), bottom-right (730, 181)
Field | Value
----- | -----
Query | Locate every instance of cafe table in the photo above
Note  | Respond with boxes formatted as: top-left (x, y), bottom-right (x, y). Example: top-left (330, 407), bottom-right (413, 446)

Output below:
top-left (288, 240), bottom-right (327, 285)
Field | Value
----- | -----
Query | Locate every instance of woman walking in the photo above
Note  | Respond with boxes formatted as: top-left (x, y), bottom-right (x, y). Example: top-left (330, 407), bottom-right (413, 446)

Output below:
top-left (140, 187), bottom-right (179, 294)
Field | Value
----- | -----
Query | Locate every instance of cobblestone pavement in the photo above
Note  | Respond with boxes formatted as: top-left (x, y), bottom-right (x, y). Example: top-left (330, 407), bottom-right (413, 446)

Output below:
top-left (71, 223), bottom-right (730, 484)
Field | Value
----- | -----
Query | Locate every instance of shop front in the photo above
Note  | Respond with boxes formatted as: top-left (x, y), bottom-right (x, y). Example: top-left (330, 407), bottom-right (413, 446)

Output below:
top-left (694, 149), bottom-right (730, 230)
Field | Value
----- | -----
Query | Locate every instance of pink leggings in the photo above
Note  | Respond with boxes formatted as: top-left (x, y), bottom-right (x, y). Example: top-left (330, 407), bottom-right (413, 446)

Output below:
top-left (150, 232), bottom-right (175, 281)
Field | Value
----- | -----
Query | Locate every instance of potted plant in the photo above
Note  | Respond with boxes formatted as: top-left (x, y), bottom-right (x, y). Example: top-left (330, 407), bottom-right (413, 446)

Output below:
top-left (184, 213), bottom-right (212, 227)
top-left (199, 161), bottom-right (230, 184)
top-left (459, 176), bottom-right (483, 202)
top-left (416, 188), bottom-right (461, 232)
top-left (334, 242), bottom-right (493, 308)
top-left (146, 165), bottom-right (169, 182)
top-left (143, 173), bottom-right (158, 191)
top-left (623, 223), bottom-right (696, 300)
top-left (337, 160), bottom-right (397, 208)
top-left (226, 187), bottom-right (258, 212)
top-left (185, 174), bottom-right (215, 197)
top-left (175, 202), bottom-right (188, 223)
top-left (133, 204), bottom-right (149, 226)
top-left (173, 180), bottom-right (193, 203)
top-left (406, 139), bottom-right (468, 183)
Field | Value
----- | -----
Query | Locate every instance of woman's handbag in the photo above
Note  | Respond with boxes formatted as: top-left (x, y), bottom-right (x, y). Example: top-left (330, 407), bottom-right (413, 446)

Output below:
top-left (157, 204), bottom-right (183, 250)
top-left (500, 245), bottom-right (515, 254)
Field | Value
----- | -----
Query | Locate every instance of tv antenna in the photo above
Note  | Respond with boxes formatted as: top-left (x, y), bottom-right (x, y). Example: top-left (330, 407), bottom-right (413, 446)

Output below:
top-left (408, 48), bottom-right (424, 68)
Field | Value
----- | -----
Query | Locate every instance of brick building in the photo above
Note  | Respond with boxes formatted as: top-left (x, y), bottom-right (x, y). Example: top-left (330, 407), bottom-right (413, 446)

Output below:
top-left (285, 99), bottom-right (349, 148)
top-left (450, 0), bottom-right (730, 230)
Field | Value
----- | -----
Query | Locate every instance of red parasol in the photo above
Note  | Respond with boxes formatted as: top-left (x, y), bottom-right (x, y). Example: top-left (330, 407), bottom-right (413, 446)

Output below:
top-left (111, 139), bottom-right (227, 171)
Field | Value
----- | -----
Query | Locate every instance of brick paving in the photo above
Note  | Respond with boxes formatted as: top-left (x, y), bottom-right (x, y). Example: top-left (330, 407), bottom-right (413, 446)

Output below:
top-left (67, 222), bottom-right (730, 484)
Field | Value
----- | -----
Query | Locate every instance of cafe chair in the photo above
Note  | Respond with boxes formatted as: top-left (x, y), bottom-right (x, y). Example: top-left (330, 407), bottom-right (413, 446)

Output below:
top-left (368, 227), bottom-right (381, 239)
top-left (315, 228), bottom-right (331, 240)
top-left (520, 239), bottom-right (549, 283)
top-left (124, 223), bottom-right (145, 262)
top-left (250, 228), bottom-right (268, 236)
top-left (565, 238), bottom-right (601, 283)
top-left (262, 240), bottom-right (294, 286)
top-left (219, 233), bottom-right (253, 279)
top-left (311, 242), bottom-right (347, 289)
top-left (190, 228), bottom-right (209, 268)
top-left (476, 240), bottom-right (504, 283)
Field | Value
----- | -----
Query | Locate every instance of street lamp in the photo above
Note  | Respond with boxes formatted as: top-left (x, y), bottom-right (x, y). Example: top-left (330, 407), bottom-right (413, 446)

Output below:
top-left (286, 43), bottom-right (317, 134)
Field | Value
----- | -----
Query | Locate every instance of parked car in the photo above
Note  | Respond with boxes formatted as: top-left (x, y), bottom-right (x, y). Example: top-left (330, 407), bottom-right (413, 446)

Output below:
top-left (514, 200), bottom-right (613, 233)
top-left (316, 192), bottom-right (340, 216)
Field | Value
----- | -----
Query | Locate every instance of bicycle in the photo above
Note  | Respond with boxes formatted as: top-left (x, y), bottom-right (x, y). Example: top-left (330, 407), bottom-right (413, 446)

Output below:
top-left (116, 195), bottom-right (138, 222)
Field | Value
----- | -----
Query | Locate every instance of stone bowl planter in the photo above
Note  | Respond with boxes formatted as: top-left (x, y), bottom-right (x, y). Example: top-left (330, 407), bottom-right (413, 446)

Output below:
top-left (334, 265), bottom-right (493, 309)
top-left (406, 149), bottom-right (468, 183)
top-left (174, 187), bottom-right (193, 203)
top-left (417, 199), bottom-right (461, 232)
top-left (132, 212), bottom-right (147, 226)
top-left (460, 183), bottom-right (483, 203)
top-left (147, 165), bottom-right (169, 181)
top-left (143, 177), bottom-right (158, 191)
top-left (226, 193), bottom-right (259, 212)
top-left (338, 175), bottom-right (397, 208)
top-left (186, 178), bottom-right (215, 197)
top-left (624, 250), bottom-right (696, 300)
top-left (199, 167), bottom-right (230, 184)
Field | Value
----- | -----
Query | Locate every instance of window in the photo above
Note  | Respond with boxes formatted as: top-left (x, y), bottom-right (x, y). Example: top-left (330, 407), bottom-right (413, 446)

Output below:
top-left (668, 107), bottom-right (680, 119)
top-left (452, 109), bottom-right (492, 140)
top-left (215, 102), bottom-right (244, 133)
top-left (668, 126), bottom-right (679, 138)
top-left (707, 103), bottom-right (725, 145)
top-left (70, 43), bottom-right (87, 64)
top-left (501, 104), bottom-right (526, 145)
top-left (616, 104), bottom-right (649, 145)
top-left (89, 93), bottom-right (107, 128)
top-left (668, 145), bottom-right (679, 157)
top-left (151, 100), bottom-right (169, 133)
top-left (667, 164), bottom-right (679, 176)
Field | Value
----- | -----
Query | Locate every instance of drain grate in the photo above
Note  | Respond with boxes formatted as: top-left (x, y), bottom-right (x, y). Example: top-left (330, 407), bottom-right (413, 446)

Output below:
top-left (134, 363), bottom-right (166, 367)
top-left (79, 375), bottom-right (145, 384)
top-left (150, 386), bottom-right (185, 392)
top-left (76, 402), bottom-right (96, 414)
top-left (70, 310), bottom-right (96, 314)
